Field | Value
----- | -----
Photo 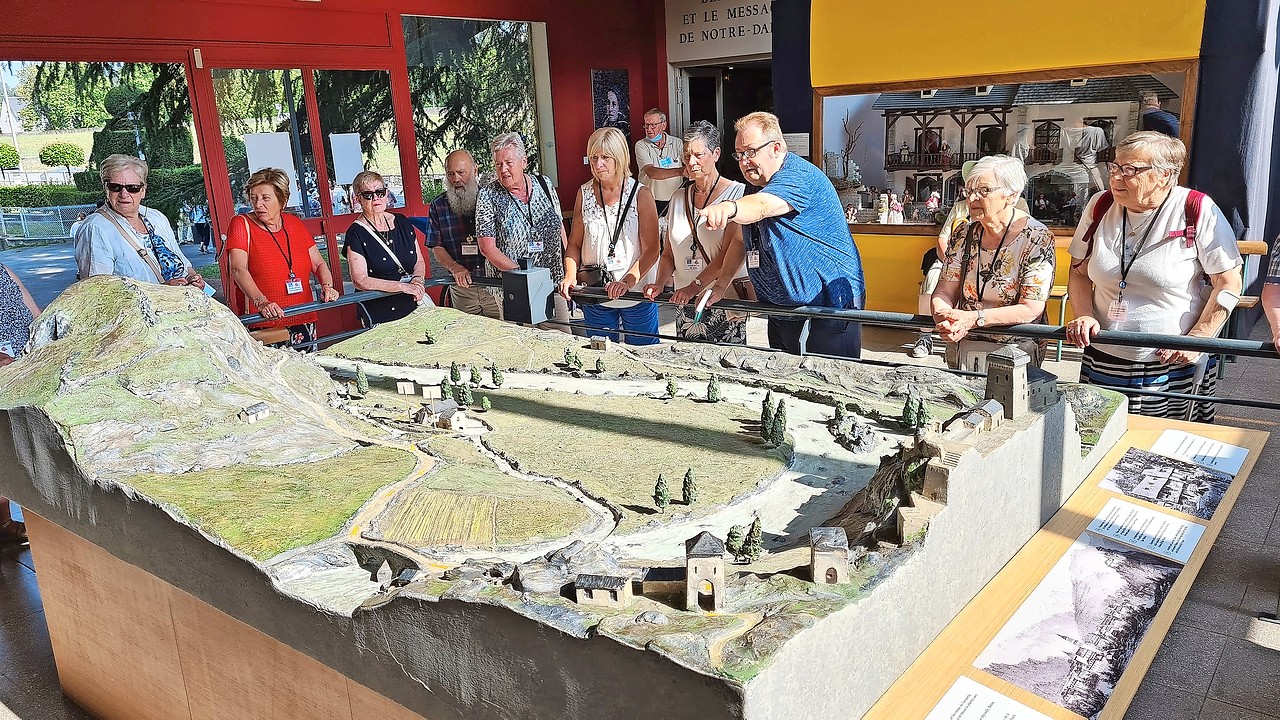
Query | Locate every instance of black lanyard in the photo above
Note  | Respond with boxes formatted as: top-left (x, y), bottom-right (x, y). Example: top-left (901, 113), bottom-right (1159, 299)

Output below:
top-left (259, 217), bottom-right (295, 278)
top-left (685, 173), bottom-right (720, 262)
top-left (595, 180), bottom-right (634, 260)
top-left (510, 177), bottom-right (535, 230)
top-left (1117, 191), bottom-right (1173, 294)
top-left (970, 215), bottom-right (1015, 307)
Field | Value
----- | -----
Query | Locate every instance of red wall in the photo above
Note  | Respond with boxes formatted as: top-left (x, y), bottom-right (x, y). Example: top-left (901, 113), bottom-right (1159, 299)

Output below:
top-left (0, 0), bottom-right (669, 206)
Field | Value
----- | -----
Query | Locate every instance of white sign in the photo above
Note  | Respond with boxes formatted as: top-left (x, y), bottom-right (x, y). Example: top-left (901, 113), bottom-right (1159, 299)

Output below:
top-left (329, 132), bottom-right (364, 187)
top-left (243, 132), bottom-right (302, 207)
top-left (1087, 497), bottom-right (1205, 564)
top-left (1150, 429), bottom-right (1249, 477)
top-left (666, 0), bottom-right (772, 64)
top-left (925, 676), bottom-right (1053, 720)
top-left (782, 132), bottom-right (809, 156)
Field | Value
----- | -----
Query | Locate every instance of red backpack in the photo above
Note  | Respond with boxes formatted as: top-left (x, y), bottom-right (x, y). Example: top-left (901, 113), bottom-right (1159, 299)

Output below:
top-left (1071, 189), bottom-right (1206, 270)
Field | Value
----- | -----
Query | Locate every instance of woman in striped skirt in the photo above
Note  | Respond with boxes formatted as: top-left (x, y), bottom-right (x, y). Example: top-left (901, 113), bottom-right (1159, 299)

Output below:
top-left (1064, 132), bottom-right (1243, 422)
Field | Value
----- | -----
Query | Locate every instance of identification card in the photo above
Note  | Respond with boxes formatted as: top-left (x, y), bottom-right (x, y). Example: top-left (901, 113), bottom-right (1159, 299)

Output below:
top-left (0, 342), bottom-right (13, 358)
top-left (528, 240), bottom-right (545, 253)
top-left (746, 250), bottom-right (761, 269)
top-left (606, 255), bottom-right (627, 273)
top-left (285, 278), bottom-right (304, 295)
top-left (1108, 298), bottom-right (1129, 322)
top-left (658, 157), bottom-right (677, 169)
top-left (685, 256), bottom-right (703, 272)
top-left (461, 237), bottom-right (479, 256)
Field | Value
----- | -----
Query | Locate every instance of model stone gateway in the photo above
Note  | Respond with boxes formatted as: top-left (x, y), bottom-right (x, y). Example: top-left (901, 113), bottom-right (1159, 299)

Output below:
top-left (0, 278), bottom-right (1129, 720)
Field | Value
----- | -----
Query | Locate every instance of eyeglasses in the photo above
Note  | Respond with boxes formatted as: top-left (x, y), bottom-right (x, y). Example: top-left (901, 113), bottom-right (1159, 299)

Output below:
top-left (358, 187), bottom-right (388, 200)
top-left (960, 185), bottom-right (1001, 199)
top-left (642, 121), bottom-right (665, 129)
top-left (731, 141), bottom-right (777, 162)
top-left (106, 182), bottom-right (145, 194)
top-left (1104, 162), bottom-right (1156, 178)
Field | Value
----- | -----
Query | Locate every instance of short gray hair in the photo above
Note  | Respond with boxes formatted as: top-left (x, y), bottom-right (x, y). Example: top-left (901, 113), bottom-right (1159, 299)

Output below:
top-left (643, 108), bottom-right (667, 123)
top-left (99, 154), bottom-right (149, 184)
top-left (682, 120), bottom-right (721, 152)
top-left (968, 154), bottom-right (1027, 196)
top-left (1116, 131), bottom-right (1186, 172)
top-left (490, 132), bottom-right (527, 159)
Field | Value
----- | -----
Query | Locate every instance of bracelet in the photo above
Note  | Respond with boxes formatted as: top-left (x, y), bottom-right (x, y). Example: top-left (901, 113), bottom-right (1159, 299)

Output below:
top-left (692, 277), bottom-right (704, 287)
top-left (727, 200), bottom-right (739, 221)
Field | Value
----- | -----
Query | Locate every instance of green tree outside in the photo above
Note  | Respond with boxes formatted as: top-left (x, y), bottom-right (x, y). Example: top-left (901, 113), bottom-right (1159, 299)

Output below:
top-left (38, 142), bottom-right (86, 175)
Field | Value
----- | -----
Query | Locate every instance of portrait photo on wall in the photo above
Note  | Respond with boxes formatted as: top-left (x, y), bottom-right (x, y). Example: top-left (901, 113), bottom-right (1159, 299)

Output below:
top-left (591, 68), bottom-right (631, 139)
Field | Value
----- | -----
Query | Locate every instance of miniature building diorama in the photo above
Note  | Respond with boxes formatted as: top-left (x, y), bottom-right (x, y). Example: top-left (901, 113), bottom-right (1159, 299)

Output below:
top-left (574, 573), bottom-right (633, 608)
top-left (809, 527), bottom-right (850, 585)
top-left (397, 380), bottom-right (418, 395)
top-left (685, 531), bottom-right (726, 613)
top-left (985, 345), bottom-right (1030, 419)
top-left (1027, 365), bottom-right (1061, 412)
top-left (414, 399), bottom-right (467, 430)
top-left (897, 493), bottom-right (946, 541)
top-left (237, 401), bottom-right (270, 424)
top-left (590, 336), bottom-right (611, 351)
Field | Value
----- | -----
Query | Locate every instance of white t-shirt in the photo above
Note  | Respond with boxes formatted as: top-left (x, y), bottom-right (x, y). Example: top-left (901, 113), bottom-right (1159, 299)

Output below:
top-left (1068, 187), bottom-right (1242, 362)
top-left (667, 179), bottom-right (746, 288)
top-left (634, 135), bottom-right (684, 203)
top-left (580, 177), bottom-right (656, 308)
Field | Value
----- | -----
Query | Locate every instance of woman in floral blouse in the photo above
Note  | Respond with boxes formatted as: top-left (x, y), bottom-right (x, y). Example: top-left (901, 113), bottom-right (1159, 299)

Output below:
top-left (930, 155), bottom-right (1056, 368)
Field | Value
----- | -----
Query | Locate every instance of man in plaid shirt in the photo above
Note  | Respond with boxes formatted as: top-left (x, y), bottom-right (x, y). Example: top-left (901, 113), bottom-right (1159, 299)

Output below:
top-left (421, 150), bottom-right (501, 319)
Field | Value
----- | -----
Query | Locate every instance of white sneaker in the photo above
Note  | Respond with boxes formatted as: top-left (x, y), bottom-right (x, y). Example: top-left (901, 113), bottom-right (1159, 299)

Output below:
top-left (910, 335), bottom-right (933, 358)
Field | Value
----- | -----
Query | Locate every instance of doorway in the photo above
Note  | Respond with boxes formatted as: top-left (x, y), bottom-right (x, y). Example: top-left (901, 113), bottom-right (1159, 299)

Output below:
top-left (678, 61), bottom-right (772, 185)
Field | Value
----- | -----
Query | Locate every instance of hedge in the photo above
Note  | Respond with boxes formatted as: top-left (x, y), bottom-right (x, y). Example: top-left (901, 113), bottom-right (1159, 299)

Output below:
top-left (0, 184), bottom-right (101, 208)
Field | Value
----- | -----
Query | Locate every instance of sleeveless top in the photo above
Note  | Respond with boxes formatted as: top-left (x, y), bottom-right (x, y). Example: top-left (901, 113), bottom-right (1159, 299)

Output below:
top-left (580, 177), bottom-right (656, 308)
top-left (0, 264), bottom-right (34, 358)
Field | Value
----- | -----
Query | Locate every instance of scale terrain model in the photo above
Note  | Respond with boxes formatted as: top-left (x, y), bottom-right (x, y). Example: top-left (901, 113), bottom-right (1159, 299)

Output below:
top-left (0, 277), bottom-right (1127, 720)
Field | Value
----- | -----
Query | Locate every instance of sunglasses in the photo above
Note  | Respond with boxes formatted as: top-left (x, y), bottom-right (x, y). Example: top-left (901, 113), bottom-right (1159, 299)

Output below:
top-left (106, 182), bottom-right (145, 194)
top-left (358, 187), bottom-right (388, 200)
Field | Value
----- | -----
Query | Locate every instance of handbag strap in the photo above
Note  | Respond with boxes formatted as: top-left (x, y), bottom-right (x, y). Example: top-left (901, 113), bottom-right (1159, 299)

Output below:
top-left (354, 215), bottom-right (409, 277)
top-left (604, 179), bottom-right (640, 259)
top-left (96, 207), bottom-right (163, 282)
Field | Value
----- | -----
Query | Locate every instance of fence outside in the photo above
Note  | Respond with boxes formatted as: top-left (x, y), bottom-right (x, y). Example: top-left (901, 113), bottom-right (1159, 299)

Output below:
top-left (0, 203), bottom-right (97, 247)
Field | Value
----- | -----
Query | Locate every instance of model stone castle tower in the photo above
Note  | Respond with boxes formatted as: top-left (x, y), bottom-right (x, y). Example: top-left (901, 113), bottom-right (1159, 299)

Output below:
top-left (685, 531), bottom-right (726, 612)
top-left (985, 345), bottom-right (1029, 419)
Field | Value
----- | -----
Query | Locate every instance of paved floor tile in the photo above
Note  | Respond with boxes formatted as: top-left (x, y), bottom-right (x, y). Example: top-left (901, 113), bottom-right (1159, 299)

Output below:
top-left (1125, 679), bottom-right (1205, 720)
top-left (1207, 637), bottom-right (1280, 715)
top-left (1199, 697), bottom-right (1278, 720)
top-left (1146, 622), bottom-right (1229, 697)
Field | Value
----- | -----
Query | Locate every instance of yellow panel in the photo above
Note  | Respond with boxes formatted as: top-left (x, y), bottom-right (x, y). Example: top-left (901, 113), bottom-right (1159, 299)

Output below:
top-left (811, 0), bottom-right (1207, 89)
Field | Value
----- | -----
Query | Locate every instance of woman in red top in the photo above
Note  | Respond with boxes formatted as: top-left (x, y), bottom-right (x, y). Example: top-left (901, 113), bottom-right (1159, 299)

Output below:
top-left (227, 168), bottom-right (339, 348)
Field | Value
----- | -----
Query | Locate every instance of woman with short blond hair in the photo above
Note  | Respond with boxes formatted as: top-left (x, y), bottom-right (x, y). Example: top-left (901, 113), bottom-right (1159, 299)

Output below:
top-left (563, 127), bottom-right (660, 344)
top-left (226, 167), bottom-right (339, 348)
top-left (343, 170), bottom-right (426, 325)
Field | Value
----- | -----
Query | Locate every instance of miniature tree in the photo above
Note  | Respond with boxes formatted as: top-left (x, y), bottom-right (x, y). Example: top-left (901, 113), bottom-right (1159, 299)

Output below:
top-left (760, 395), bottom-right (774, 439)
top-left (470, 365), bottom-right (483, 386)
top-left (450, 361), bottom-right (462, 383)
top-left (902, 389), bottom-right (919, 427)
top-left (490, 365), bottom-right (504, 388)
top-left (666, 378), bottom-right (678, 398)
top-left (572, 353), bottom-right (584, 370)
top-left (440, 376), bottom-right (452, 399)
top-left (564, 347), bottom-right (574, 365)
top-left (916, 398), bottom-right (933, 429)
top-left (774, 400), bottom-right (787, 435)
top-left (654, 473), bottom-right (670, 513)
top-left (423, 329), bottom-right (436, 344)
top-left (835, 403), bottom-right (846, 424)
top-left (355, 364), bottom-right (369, 395)
top-left (457, 383), bottom-right (474, 407)
top-left (726, 525), bottom-right (746, 560)
top-left (682, 468), bottom-right (698, 504)
top-left (706, 375), bottom-right (721, 402)
top-left (595, 357), bottom-right (606, 373)
top-left (481, 395), bottom-right (492, 412)
top-left (743, 516), bottom-right (764, 562)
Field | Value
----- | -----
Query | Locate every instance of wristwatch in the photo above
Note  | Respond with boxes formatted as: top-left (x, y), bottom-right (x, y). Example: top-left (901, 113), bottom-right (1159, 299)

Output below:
top-left (692, 277), bottom-right (704, 287)
top-left (975, 308), bottom-right (987, 327)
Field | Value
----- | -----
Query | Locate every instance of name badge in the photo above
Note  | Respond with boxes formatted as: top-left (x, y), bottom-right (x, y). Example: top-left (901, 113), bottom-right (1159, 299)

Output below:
top-left (658, 157), bottom-right (677, 169)
top-left (747, 250), bottom-right (761, 269)
top-left (0, 342), bottom-right (13, 358)
top-left (607, 257), bottom-right (627, 274)
top-left (1107, 298), bottom-right (1129, 322)
top-left (528, 240), bottom-right (545, 253)
top-left (285, 278), bottom-right (304, 295)
top-left (461, 237), bottom-right (480, 256)
top-left (685, 256), bottom-right (703, 272)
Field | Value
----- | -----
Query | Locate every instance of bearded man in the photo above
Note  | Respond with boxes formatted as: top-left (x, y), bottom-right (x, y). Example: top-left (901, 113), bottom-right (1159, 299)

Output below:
top-left (420, 149), bottom-right (501, 319)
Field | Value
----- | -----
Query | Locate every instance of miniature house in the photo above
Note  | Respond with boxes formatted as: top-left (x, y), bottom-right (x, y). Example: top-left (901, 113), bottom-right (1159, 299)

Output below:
top-left (973, 400), bottom-right (1005, 431)
top-left (922, 440), bottom-right (966, 503)
top-left (896, 492), bottom-right (946, 541)
top-left (809, 527), bottom-right (850, 585)
top-left (1027, 366), bottom-right (1060, 412)
top-left (396, 381), bottom-right (418, 395)
top-left (414, 400), bottom-right (466, 430)
top-left (574, 573), bottom-right (632, 608)
top-left (589, 336), bottom-right (611, 351)
top-left (237, 402), bottom-right (270, 424)
top-left (685, 532), bottom-right (726, 613)
top-left (985, 345), bottom-right (1030, 419)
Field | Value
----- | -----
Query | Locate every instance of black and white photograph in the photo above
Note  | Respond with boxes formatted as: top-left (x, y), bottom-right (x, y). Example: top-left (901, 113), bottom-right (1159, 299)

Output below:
top-left (591, 68), bottom-right (631, 138)
top-left (975, 532), bottom-right (1182, 719)
top-left (1099, 447), bottom-right (1235, 520)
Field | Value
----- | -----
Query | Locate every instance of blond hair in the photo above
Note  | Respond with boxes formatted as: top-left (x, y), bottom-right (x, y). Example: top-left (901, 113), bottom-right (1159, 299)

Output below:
top-left (99, 154), bottom-right (149, 184)
top-left (734, 111), bottom-right (787, 150)
top-left (586, 127), bottom-right (632, 181)
top-left (351, 170), bottom-right (385, 193)
top-left (245, 167), bottom-right (291, 205)
top-left (1115, 131), bottom-right (1186, 172)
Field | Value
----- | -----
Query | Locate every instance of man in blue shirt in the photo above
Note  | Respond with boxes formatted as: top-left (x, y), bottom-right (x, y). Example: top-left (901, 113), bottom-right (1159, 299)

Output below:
top-left (1138, 91), bottom-right (1180, 138)
top-left (700, 112), bottom-right (866, 359)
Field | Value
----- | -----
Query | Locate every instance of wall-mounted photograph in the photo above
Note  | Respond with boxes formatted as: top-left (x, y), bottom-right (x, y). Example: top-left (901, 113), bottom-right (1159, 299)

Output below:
top-left (591, 69), bottom-right (631, 139)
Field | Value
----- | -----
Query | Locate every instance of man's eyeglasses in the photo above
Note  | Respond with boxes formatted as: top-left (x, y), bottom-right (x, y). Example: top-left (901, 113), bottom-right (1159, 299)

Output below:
top-left (106, 182), bottom-right (145, 194)
top-left (731, 141), bottom-right (777, 162)
top-left (1104, 162), bottom-right (1156, 179)
top-left (358, 187), bottom-right (388, 200)
top-left (642, 121), bottom-right (665, 129)
top-left (960, 185), bottom-right (1001, 199)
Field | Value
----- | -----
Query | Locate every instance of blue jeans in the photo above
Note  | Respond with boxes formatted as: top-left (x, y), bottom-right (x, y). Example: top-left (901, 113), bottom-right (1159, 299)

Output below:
top-left (578, 302), bottom-right (660, 345)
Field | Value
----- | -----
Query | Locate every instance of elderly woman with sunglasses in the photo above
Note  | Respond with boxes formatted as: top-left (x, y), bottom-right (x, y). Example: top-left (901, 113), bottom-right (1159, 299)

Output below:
top-left (342, 170), bottom-right (426, 326)
top-left (226, 167), bottom-right (340, 349)
top-left (930, 155), bottom-right (1056, 368)
top-left (75, 154), bottom-right (206, 290)
top-left (1065, 131), bottom-right (1242, 422)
